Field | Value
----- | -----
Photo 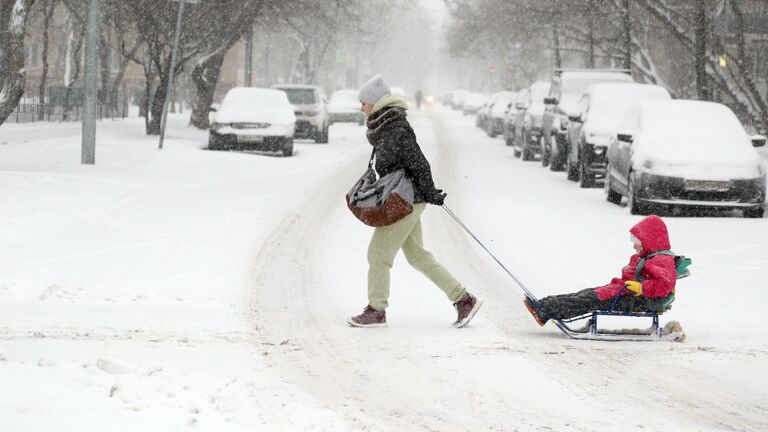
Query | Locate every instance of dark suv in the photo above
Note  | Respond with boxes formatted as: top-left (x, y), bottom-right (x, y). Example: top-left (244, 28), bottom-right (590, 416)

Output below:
top-left (541, 69), bottom-right (633, 171)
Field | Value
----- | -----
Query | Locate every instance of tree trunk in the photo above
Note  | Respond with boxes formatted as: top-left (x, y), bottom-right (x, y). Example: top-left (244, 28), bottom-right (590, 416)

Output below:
top-left (37, 0), bottom-right (55, 120)
top-left (621, 0), bottom-right (631, 70)
top-left (147, 74), bottom-right (166, 135)
top-left (552, 16), bottom-right (562, 68)
top-left (586, 0), bottom-right (596, 68)
top-left (694, 0), bottom-right (709, 100)
top-left (190, 49), bottom-right (227, 129)
top-left (0, 0), bottom-right (35, 125)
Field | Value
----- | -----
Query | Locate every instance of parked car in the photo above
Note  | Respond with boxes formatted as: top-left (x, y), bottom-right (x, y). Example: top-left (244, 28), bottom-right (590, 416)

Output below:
top-left (542, 69), bottom-right (634, 170)
top-left (605, 100), bottom-right (766, 217)
top-left (208, 87), bottom-right (296, 156)
top-left (485, 91), bottom-right (516, 137)
top-left (565, 83), bottom-right (671, 187)
top-left (443, 91), bottom-right (455, 107)
top-left (463, 92), bottom-right (488, 115)
top-left (328, 89), bottom-right (365, 125)
top-left (511, 81), bottom-right (551, 161)
top-left (271, 84), bottom-right (329, 143)
top-left (503, 89), bottom-right (528, 148)
top-left (451, 90), bottom-right (469, 110)
top-left (477, 92), bottom-right (505, 130)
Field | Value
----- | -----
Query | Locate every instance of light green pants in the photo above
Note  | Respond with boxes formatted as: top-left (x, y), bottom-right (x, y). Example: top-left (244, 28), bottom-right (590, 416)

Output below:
top-left (367, 203), bottom-right (466, 310)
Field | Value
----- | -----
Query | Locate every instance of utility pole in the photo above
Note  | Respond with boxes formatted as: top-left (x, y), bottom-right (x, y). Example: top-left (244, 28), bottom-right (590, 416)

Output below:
top-left (82, 0), bottom-right (100, 164)
top-left (245, 24), bottom-right (253, 86)
top-left (159, 0), bottom-right (199, 150)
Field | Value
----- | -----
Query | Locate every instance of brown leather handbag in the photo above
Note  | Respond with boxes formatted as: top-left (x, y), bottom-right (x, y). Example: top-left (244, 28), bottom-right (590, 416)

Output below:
top-left (346, 150), bottom-right (414, 227)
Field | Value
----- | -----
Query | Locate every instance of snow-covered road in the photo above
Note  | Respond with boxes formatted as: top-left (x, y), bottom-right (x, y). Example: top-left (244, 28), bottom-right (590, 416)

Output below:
top-left (1, 108), bottom-right (767, 431)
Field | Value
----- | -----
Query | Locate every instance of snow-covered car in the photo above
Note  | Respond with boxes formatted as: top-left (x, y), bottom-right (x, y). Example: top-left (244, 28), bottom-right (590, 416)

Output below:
top-left (271, 84), bottom-right (330, 143)
top-left (328, 89), bottom-right (365, 125)
top-left (451, 90), bottom-right (469, 110)
top-left (462, 92), bottom-right (488, 115)
top-left (511, 81), bottom-right (551, 161)
top-left (485, 91), bottom-right (516, 137)
top-left (605, 100), bottom-right (767, 217)
top-left (542, 69), bottom-right (634, 170)
top-left (503, 89), bottom-right (528, 147)
top-left (208, 87), bottom-right (296, 156)
top-left (566, 83), bottom-right (671, 187)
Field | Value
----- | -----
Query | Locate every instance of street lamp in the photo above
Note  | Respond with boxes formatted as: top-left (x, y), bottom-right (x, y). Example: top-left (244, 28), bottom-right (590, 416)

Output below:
top-left (159, 0), bottom-right (201, 150)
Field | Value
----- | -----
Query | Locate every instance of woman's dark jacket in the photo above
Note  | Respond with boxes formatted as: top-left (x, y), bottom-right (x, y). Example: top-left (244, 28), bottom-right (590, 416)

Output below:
top-left (365, 107), bottom-right (443, 205)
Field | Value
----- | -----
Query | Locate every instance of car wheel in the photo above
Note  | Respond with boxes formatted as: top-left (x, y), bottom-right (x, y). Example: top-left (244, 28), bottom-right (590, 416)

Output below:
top-left (566, 148), bottom-right (579, 181)
top-left (522, 148), bottom-right (534, 161)
top-left (208, 132), bottom-right (219, 150)
top-left (578, 158), bottom-right (594, 188)
top-left (744, 206), bottom-right (765, 218)
top-left (540, 136), bottom-right (550, 167)
top-left (628, 173), bottom-right (648, 215)
top-left (549, 136), bottom-right (565, 171)
top-left (317, 124), bottom-right (329, 143)
top-left (282, 139), bottom-right (294, 157)
top-left (605, 168), bottom-right (622, 204)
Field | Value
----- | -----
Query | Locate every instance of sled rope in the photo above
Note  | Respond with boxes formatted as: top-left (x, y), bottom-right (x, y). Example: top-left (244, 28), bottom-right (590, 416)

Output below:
top-left (441, 205), bottom-right (537, 300)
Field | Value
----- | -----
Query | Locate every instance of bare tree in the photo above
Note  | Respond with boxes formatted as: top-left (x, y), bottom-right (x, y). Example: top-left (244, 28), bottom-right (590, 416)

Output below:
top-left (188, 0), bottom-right (270, 129)
top-left (0, 0), bottom-right (36, 125)
top-left (35, 0), bottom-right (57, 119)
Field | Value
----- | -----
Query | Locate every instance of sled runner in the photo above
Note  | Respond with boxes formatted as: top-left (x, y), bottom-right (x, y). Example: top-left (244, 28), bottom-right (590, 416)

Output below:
top-left (552, 310), bottom-right (685, 342)
top-left (552, 252), bottom-right (691, 342)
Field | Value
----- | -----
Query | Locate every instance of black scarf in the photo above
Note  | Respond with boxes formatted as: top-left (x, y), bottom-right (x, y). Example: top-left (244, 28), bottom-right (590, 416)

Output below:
top-left (366, 107), bottom-right (407, 146)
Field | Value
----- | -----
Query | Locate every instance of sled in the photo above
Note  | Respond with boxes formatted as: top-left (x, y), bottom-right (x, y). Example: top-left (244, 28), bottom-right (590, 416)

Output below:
top-left (552, 310), bottom-right (685, 342)
top-left (551, 252), bottom-right (691, 342)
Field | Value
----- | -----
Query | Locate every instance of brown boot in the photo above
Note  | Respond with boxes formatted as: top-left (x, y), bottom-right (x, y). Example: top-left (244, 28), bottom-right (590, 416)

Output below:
top-left (346, 305), bottom-right (387, 328)
top-left (453, 292), bottom-right (483, 328)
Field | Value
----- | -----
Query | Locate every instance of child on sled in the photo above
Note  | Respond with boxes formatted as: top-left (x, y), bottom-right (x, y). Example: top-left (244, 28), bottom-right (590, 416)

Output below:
top-left (524, 215), bottom-right (677, 326)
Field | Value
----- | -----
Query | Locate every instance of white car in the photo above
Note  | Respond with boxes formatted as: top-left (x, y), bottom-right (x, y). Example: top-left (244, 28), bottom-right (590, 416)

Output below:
top-left (328, 89), bottom-right (365, 125)
top-left (462, 92), bottom-right (488, 115)
top-left (566, 83), bottom-right (671, 187)
top-left (209, 87), bottom-right (296, 157)
top-left (485, 91), bottom-right (516, 137)
top-left (605, 100), bottom-right (767, 217)
top-left (272, 84), bottom-right (330, 143)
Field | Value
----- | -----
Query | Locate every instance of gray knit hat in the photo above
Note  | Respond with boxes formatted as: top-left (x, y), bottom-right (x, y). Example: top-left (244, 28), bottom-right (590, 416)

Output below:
top-left (358, 75), bottom-right (391, 105)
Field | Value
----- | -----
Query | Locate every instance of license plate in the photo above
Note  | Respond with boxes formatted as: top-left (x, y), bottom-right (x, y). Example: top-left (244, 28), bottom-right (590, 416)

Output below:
top-left (237, 135), bottom-right (264, 143)
top-left (684, 180), bottom-right (731, 191)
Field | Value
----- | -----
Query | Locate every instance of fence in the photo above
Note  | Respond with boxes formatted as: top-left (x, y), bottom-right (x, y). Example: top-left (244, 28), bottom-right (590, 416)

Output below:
top-left (4, 100), bottom-right (130, 124)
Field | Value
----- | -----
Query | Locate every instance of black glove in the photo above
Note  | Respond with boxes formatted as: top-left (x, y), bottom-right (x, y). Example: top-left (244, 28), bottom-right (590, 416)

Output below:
top-left (426, 189), bottom-right (447, 206)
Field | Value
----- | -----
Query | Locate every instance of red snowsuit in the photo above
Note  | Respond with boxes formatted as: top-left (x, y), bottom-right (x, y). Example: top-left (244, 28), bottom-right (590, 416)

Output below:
top-left (594, 215), bottom-right (677, 301)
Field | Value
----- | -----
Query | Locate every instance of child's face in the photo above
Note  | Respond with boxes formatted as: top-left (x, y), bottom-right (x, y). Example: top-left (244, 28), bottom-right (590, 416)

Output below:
top-left (633, 242), bottom-right (643, 254)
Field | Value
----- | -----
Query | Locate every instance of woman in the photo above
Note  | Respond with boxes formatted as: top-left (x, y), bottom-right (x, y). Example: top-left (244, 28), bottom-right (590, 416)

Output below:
top-left (347, 75), bottom-right (482, 328)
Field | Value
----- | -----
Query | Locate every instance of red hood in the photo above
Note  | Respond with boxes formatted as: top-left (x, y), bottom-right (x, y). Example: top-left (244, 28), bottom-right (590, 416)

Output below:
top-left (630, 215), bottom-right (671, 256)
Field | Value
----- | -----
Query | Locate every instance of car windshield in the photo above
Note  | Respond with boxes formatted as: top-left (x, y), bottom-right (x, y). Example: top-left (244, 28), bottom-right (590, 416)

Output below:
top-left (589, 87), bottom-right (669, 126)
top-left (561, 73), bottom-right (631, 97)
top-left (279, 88), bottom-right (317, 104)
top-left (222, 89), bottom-right (289, 108)
top-left (530, 82), bottom-right (550, 105)
top-left (640, 101), bottom-right (750, 152)
top-left (330, 90), bottom-right (359, 105)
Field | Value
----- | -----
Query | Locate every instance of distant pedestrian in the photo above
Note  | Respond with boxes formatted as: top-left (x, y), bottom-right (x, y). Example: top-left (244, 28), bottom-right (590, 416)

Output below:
top-left (347, 75), bottom-right (482, 328)
top-left (414, 89), bottom-right (424, 111)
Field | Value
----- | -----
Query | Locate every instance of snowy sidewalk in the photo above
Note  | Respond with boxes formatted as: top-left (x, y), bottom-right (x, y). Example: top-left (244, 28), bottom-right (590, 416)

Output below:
top-left (0, 116), bottom-right (366, 431)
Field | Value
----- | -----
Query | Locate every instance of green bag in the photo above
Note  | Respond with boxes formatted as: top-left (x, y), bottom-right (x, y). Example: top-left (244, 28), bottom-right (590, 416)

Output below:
top-left (634, 250), bottom-right (692, 311)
